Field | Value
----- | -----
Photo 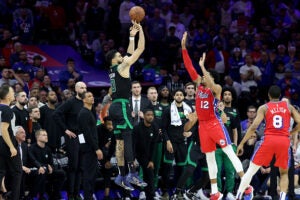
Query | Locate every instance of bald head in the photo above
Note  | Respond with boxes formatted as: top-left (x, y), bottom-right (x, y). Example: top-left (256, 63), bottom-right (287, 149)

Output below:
top-left (75, 81), bottom-right (87, 98)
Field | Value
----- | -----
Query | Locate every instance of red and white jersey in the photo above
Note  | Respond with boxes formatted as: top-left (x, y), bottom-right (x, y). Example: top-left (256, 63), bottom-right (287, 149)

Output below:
top-left (264, 101), bottom-right (291, 136)
top-left (195, 85), bottom-right (220, 121)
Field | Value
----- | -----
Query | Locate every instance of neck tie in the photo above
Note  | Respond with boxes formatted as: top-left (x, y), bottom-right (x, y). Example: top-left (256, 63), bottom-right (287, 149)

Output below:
top-left (134, 99), bottom-right (139, 125)
top-left (19, 144), bottom-right (23, 166)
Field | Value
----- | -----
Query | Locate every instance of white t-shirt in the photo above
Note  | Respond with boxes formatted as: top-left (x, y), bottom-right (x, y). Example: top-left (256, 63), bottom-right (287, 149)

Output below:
top-left (239, 64), bottom-right (262, 92)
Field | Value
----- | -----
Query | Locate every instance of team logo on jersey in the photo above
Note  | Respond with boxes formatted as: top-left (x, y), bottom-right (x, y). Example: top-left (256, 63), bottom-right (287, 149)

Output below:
top-left (220, 139), bottom-right (225, 146)
top-left (197, 91), bottom-right (209, 99)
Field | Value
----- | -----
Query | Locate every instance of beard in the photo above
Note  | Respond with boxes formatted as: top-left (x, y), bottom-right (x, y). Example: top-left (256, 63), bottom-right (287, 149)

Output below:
top-left (49, 99), bottom-right (57, 104)
top-left (19, 101), bottom-right (27, 106)
top-left (175, 99), bottom-right (183, 104)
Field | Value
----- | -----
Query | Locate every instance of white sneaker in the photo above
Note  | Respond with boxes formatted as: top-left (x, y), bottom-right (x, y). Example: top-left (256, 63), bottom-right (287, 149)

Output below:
top-left (196, 189), bottom-right (209, 200)
top-left (226, 192), bottom-right (235, 200)
top-left (295, 188), bottom-right (300, 195)
top-left (155, 191), bottom-right (162, 199)
top-left (139, 191), bottom-right (146, 200)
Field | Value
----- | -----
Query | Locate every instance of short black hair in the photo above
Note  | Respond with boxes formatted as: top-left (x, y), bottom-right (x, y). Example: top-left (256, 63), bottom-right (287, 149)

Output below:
top-left (79, 91), bottom-right (92, 99)
top-left (105, 49), bottom-right (118, 65)
top-left (144, 108), bottom-right (154, 114)
top-left (103, 116), bottom-right (112, 122)
top-left (268, 85), bottom-right (281, 99)
top-left (66, 57), bottom-right (75, 63)
top-left (207, 69), bottom-right (220, 84)
top-left (173, 88), bottom-right (185, 96)
top-left (0, 85), bottom-right (11, 100)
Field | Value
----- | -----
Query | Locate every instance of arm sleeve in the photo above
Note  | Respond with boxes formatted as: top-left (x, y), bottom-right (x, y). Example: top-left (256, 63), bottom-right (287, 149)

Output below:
top-left (182, 49), bottom-right (198, 81)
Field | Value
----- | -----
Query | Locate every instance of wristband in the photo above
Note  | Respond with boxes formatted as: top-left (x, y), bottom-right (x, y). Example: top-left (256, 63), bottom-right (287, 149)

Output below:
top-left (129, 36), bottom-right (134, 41)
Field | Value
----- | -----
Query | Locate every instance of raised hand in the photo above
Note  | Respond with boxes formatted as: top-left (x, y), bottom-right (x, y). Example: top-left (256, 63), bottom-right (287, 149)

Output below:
top-left (181, 31), bottom-right (187, 49)
top-left (199, 52), bottom-right (206, 68)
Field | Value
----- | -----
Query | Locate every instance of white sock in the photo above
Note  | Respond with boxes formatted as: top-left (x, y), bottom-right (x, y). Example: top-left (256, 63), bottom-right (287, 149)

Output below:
top-left (280, 192), bottom-right (286, 200)
top-left (236, 162), bottom-right (260, 198)
top-left (222, 145), bottom-right (243, 173)
top-left (211, 183), bottom-right (218, 194)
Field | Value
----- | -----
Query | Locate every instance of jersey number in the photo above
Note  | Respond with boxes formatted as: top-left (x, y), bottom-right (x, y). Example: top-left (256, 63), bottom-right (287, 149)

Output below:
top-left (200, 101), bottom-right (209, 109)
top-left (273, 115), bottom-right (283, 128)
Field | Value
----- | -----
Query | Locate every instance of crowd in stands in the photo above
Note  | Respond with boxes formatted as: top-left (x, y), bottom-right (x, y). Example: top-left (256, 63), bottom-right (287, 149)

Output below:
top-left (0, 0), bottom-right (300, 199)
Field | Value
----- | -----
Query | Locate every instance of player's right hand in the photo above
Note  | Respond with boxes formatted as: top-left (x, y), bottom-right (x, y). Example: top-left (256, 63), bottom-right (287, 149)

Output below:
top-left (181, 31), bottom-right (187, 48)
top-left (236, 144), bottom-right (244, 156)
top-left (10, 147), bottom-right (17, 157)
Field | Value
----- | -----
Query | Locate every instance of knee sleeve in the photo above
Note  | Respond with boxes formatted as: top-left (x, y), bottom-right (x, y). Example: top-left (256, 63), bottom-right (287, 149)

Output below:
top-left (222, 145), bottom-right (243, 173)
top-left (206, 152), bottom-right (217, 179)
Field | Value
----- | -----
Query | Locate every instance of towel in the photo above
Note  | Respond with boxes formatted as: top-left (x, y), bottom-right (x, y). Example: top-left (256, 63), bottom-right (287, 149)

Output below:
top-left (170, 101), bottom-right (192, 126)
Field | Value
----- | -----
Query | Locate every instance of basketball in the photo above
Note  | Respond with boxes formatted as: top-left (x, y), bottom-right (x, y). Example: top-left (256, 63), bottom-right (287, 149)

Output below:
top-left (129, 6), bottom-right (145, 23)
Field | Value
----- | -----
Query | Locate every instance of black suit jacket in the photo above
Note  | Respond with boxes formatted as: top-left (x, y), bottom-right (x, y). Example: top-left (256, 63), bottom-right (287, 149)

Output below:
top-left (20, 142), bottom-right (30, 167)
top-left (129, 95), bottom-right (152, 113)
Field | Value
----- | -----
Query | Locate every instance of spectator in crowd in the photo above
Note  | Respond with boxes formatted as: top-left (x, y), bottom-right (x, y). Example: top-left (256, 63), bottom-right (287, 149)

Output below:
top-left (14, 126), bottom-right (31, 199)
top-left (277, 68), bottom-right (300, 99)
top-left (184, 82), bottom-right (196, 110)
top-left (85, 0), bottom-right (105, 39)
top-left (28, 68), bottom-right (45, 89)
top-left (206, 39), bottom-right (230, 84)
top-left (78, 91), bottom-right (103, 199)
top-left (28, 129), bottom-right (66, 200)
top-left (12, 50), bottom-right (34, 77)
top-left (59, 58), bottom-right (83, 90)
top-left (224, 75), bottom-right (242, 97)
top-left (75, 33), bottom-right (94, 63)
top-left (145, 8), bottom-right (167, 60)
top-left (0, 85), bottom-right (22, 200)
top-left (9, 42), bottom-right (23, 66)
top-left (228, 47), bottom-right (245, 83)
top-left (32, 54), bottom-right (47, 75)
top-left (119, 0), bottom-right (135, 46)
top-left (53, 81), bottom-right (86, 199)
top-left (0, 68), bottom-right (24, 87)
top-left (39, 91), bottom-right (61, 152)
top-left (47, 1), bottom-right (67, 44)
top-left (12, 8), bottom-right (34, 44)
top-left (129, 81), bottom-right (152, 126)
top-left (12, 91), bottom-right (29, 134)
top-left (133, 109), bottom-right (159, 199)
top-left (146, 87), bottom-right (164, 197)
top-left (239, 54), bottom-right (262, 93)
top-left (41, 75), bottom-right (54, 92)
top-left (97, 116), bottom-right (115, 200)
top-left (27, 106), bottom-right (41, 145)
top-left (161, 89), bottom-right (192, 199)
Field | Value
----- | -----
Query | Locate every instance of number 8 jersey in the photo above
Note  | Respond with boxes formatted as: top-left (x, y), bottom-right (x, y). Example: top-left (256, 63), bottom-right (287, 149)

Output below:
top-left (195, 85), bottom-right (220, 121)
top-left (264, 101), bottom-right (291, 136)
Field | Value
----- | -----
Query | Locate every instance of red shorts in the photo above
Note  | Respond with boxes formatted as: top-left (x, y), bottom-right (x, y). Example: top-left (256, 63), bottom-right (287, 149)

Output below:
top-left (251, 136), bottom-right (290, 169)
top-left (198, 119), bottom-right (231, 153)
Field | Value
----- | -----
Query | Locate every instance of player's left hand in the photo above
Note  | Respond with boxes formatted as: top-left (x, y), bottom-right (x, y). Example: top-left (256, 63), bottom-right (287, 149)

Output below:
top-left (199, 53), bottom-right (206, 67)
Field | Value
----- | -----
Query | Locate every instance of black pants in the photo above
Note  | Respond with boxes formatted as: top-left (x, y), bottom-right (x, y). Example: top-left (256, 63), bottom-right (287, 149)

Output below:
top-left (80, 150), bottom-right (98, 200)
top-left (0, 152), bottom-right (22, 200)
top-left (138, 159), bottom-right (155, 199)
top-left (30, 169), bottom-right (66, 198)
top-left (65, 136), bottom-right (81, 195)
